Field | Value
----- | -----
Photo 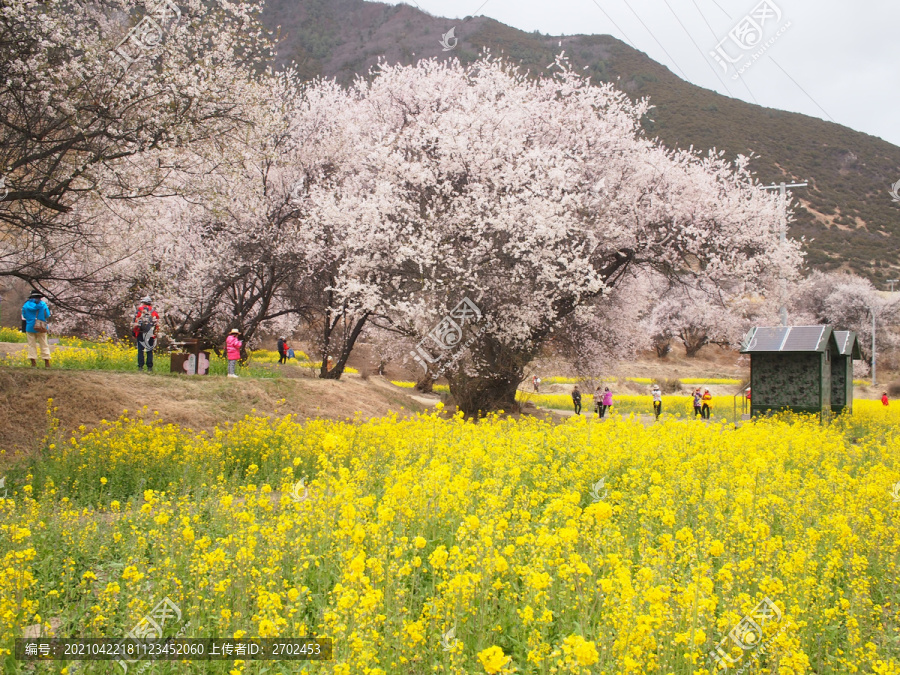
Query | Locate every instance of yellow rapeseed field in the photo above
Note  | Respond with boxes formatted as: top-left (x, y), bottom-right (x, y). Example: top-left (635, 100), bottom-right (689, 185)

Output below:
top-left (0, 342), bottom-right (331, 377)
top-left (2, 401), bottom-right (900, 673)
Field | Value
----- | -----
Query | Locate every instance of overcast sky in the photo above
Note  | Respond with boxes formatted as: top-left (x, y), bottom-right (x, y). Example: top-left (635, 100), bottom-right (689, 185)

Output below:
top-left (386, 0), bottom-right (900, 148)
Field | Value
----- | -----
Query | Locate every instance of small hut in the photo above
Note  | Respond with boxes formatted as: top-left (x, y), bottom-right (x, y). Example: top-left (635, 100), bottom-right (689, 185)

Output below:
top-left (740, 326), bottom-right (843, 417)
top-left (831, 331), bottom-right (861, 414)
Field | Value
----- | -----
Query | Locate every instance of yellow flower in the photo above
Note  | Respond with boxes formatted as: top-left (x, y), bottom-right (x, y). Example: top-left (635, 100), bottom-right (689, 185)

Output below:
top-left (404, 620), bottom-right (425, 645)
top-left (563, 634), bottom-right (599, 666)
top-left (348, 553), bottom-right (366, 575)
top-left (100, 477), bottom-right (107, 485)
top-left (478, 645), bottom-right (509, 674)
top-left (414, 536), bottom-right (427, 549)
top-left (122, 566), bottom-right (144, 583)
top-left (429, 546), bottom-right (449, 569)
top-left (527, 571), bottom-right (551, 590)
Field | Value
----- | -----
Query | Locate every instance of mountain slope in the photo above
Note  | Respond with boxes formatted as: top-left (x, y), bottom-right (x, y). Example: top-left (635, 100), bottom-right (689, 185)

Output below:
top-left (261, 0), bottom-right (900, 282)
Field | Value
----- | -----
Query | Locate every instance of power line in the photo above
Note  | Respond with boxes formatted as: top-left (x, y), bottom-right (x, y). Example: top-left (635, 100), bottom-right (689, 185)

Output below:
top-left (660, 0), bottom-right (737, 98)
top-left (586, 0), bottom-right (638, 47)
top-left (690, 0), bottom-right (724, 36)
top-left (706, 0), bottom-right (732, 21)
top-left (770, 57), bottom-right (835, 123)
top-left (617, 0), bottom-right (690, 80)
top-left (688, 0), bottom-right (760, 104)
top-left (470, 0), bottom-right (492, 17)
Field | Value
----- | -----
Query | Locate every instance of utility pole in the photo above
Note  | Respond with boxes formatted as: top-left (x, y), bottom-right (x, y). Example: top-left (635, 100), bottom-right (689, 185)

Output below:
top-left (760, 181), bottom-right (808, 326)
top-left (872, 309), bottom-right (877, 387)
top-left (870, 282), bottom-right (896, 386)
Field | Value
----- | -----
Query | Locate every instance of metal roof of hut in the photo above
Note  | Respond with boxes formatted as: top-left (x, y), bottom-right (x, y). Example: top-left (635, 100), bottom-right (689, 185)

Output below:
top-left (832, 330), bottom-right (862, 358)
top-left (740, 326), bottom-right (835, 353)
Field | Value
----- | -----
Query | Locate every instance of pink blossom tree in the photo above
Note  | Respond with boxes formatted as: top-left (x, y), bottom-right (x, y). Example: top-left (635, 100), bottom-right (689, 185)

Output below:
top-left (0, 0), bottom-right (270, 292)
top-left (791, 271), bottom-right (900, 362)
top-left (641, 274), bottom-right (776, 358)
top-left (324, 56), bottom-right (800, 414)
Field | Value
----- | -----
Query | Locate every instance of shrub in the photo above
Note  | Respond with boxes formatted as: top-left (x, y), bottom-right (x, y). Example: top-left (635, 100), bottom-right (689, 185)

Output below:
top-left (659, 378), bottom-right (681, 394)
top-left (0, 326), bottom-right (26, 342)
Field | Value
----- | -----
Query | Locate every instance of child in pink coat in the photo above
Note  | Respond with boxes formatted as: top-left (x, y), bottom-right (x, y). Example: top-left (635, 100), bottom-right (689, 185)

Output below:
top-left (225, 328), bottom-right (243, 378)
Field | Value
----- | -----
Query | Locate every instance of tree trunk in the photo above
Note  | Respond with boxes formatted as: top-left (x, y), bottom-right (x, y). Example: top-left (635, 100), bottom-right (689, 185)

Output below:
top-left (448, 374), bottom-right (522, 417)
top-left (320, 312), bottom-right (370, 380)
top-left (654, 338), bottom-right (671, 358)
top-left (445, 333), bottom-right (532, 417)
top-left (681, 328), bottom-right (708, 358)
top-left (414, 371), bottom-right (435, 393)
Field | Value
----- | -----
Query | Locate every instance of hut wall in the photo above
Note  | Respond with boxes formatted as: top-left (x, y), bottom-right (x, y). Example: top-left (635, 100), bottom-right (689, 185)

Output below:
top-left (751, 352), bottom-right (824, 414)
top-left (830, 355), bottom-right (854, 413)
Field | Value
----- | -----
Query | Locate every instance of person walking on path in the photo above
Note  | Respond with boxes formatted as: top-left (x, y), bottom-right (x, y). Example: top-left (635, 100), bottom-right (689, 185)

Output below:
top-left (882, 392), bottom-right (889, 406)
top-left (533, 375), bottom-right (541, 393)
top-left (701, 389), bottom-right (713, 420)
top-left (20, 290), bottom-right (51, 368)
top-left (594, 385), bottom-right (603, 417)
top-left (651, 384), bottom-right (662, 420)
top-left (600, 387), bottom-right (613, 418)
top-left (693, 388), bottom-right (703, 417)
top-left (226, 328), bottom-right (243, 378)
top-left (571, 386), bottom-right (582, 416)
top-left (277, 336), bottom-right (289, 365)
top-left (132, 296), bottom-right (159, 372)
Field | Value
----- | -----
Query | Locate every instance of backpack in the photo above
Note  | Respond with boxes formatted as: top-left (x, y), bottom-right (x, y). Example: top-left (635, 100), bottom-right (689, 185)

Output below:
top-left (137, 307), bottom-right (154, 331)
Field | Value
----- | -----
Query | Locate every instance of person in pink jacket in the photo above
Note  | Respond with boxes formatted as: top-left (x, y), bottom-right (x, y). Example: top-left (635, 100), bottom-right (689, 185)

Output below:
top-left (225, 328), bottom-right (243, 378)
top-left (598, 387), bottom-right (613, 418)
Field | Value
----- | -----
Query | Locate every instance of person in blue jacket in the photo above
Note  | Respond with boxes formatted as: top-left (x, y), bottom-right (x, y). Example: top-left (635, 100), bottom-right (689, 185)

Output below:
top-left (20, 290), bottom-right (52, 367)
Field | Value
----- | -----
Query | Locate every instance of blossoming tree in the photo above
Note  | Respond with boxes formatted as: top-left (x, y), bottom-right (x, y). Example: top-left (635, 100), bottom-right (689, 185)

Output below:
top-left (0, 0), bottom-right (270, 292)
top-left (319, 57), bottom-right (801, 414)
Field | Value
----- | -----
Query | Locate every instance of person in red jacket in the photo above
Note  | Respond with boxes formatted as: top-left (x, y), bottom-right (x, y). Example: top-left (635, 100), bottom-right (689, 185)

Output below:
top-left (882, 392), bottom-right (889, 406)
top-left (277, 336), bottom-right (289, 365)
top-left (132, 296), bottom-right (159, 372)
